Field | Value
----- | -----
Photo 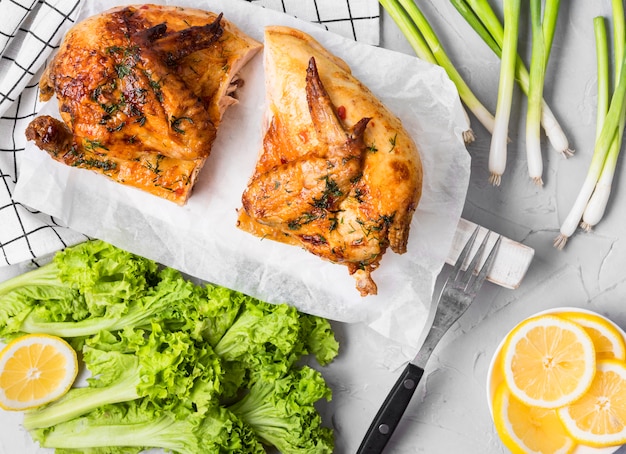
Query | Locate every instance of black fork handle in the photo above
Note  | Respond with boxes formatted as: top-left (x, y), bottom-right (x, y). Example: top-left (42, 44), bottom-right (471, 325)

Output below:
top-left (356, 363), bottom-right (425, 454)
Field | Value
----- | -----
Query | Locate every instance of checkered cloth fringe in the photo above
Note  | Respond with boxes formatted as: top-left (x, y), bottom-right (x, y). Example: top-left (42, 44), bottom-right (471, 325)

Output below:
top-left (0, 0), bottom-right (380, 266)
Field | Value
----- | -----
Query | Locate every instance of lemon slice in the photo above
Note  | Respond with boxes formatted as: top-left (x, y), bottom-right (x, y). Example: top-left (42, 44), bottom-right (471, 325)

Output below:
top-left (493, 382), bottom-right (576, 454)
top-left (559, 359), bottom-right (626, 447)
top-left (0, 334), bottom-right (78, 411)
top-left (501, 314), bottom-right (596, 408)
top-left (559, 311), bottom-right (626, 361)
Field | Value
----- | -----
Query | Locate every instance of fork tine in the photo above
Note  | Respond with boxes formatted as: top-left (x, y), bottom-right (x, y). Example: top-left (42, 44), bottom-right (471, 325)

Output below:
top-left (451, 226), bottom-right (480, 278)
top-left (462, 230), bottom-right (492, 282)
top-left (467, 235), bottom-right (502, 294)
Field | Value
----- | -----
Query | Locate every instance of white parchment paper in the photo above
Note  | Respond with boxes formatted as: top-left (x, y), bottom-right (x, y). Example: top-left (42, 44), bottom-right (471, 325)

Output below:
top-left (14, 0), bottom-right (470, 352)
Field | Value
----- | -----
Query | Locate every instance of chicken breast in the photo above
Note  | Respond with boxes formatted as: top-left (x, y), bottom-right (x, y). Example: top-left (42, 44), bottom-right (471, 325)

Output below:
top-left (26, 4), bottom-right (262, 204)
top-left (238, 26), bottom-right (423, 296)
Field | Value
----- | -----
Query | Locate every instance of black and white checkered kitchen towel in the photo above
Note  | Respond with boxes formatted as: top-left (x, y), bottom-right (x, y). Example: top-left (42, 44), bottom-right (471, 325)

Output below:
top-left (0, 0), bottom-right (380, 266)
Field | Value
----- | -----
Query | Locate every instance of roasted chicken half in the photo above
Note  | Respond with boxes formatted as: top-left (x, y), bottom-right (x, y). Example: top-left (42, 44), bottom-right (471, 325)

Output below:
top-left (25, 4), bottom-right (261, 204)
top-left (238, 27), bottom-right (423, 296)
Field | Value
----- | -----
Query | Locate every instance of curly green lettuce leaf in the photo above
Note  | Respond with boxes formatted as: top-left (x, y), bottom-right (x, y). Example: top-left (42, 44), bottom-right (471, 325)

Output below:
top-left (0, 286), bottom-right (81, 338)
top-left (0, 240), bottom-right (166, 337)
top-left (53, 239), bottom-right (160, 313)
top-left (297, 313), bottom-right (339, 366)
top-left (23, 323), bottom-right (223, 430)
top-left (214, 299), bottom-right (303, 389)
top-left (198, 283), bottom-right (248, 346)
top-left (33, 400), bottom-right (265, 454)
top-left (2, 240), bottom-right (340, 452)
top-left (229, 366), bottom-right (334, 454)
top-left (13, 267), bottom-right (196, 338)
top-left (153, 281), bottom-right (244, 346)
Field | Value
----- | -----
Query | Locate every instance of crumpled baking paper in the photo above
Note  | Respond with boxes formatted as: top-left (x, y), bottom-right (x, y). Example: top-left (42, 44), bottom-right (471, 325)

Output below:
top-left (14, 0), bottom-right (470, 353)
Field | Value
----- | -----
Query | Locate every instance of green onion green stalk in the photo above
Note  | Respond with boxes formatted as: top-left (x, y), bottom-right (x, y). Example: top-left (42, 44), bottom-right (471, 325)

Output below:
top-left (451, 0), bottom-right (572, 159)
top-left (379, 0), bottom-right (496, 143)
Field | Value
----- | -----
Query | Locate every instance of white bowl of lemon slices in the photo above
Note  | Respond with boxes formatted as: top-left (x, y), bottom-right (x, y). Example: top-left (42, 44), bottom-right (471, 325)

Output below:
top-left (487, 307), bottom-right (626, 454)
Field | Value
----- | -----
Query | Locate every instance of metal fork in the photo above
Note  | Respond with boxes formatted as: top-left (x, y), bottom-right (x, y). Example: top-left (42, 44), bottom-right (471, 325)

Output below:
top-left (356, 227), bottom-right (502, 454)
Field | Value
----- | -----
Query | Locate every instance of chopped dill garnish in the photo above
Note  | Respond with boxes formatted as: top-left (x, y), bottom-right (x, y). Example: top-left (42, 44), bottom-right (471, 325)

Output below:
top-left (288, 212), bottom-right (320, 230)
top-left (171, 116), bottom-right (194, 134)
top-left (115, 63), bottom-right (132, 79)
top-left (73, 158), bottom-right (117, 171)
top-left (353, 187), bottom-right (365, 203)
top-left (106, 122), bottom-right (126, 133)
top-left (388, 133), bottom-right (398, 153)
top-left (312, 176), bottom-right (343, 210)
top-left (145, 155), bottom-right (165, 175)
top-left (83, 139), bottom-right (109, 152)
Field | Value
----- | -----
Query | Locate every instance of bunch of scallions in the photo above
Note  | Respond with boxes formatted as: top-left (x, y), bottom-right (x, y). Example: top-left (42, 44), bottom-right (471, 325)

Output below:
top-left (378, 0), bottom-right (494, 144)
top-left (379, 0), bottom-right (572, 186)
top-left (554, 0), bottom-right (626, 249)
top-left (451, 0), bottom-right (570, 186)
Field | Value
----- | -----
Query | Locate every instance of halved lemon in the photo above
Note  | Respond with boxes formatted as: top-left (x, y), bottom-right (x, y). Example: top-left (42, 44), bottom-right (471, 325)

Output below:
top-left (559, 311), bottom-right (626, 361)
top-left (558, 359), bottom-right (626, 448)
top-left (0, 334), bottom-right (78, 411)
top-left (493, 382), bottom-right (576, 454)
top-left (501, 314), bottom-right (596, 408)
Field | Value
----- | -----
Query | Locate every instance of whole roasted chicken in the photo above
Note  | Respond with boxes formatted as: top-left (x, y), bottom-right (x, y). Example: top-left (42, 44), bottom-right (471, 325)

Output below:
top-left (238, 27), bottom-right (423, 296)
top-left (25, 4), bottom-right (261, 204)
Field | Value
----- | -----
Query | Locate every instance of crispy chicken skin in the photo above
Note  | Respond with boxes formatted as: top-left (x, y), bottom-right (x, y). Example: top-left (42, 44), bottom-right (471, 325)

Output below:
top-left (26, 4), bottom-right (261, 204)
top-left (238, 27), bottom-right (423, 296)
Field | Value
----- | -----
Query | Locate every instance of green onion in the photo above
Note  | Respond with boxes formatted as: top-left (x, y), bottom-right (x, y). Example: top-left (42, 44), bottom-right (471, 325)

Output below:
top-left (554, 13), bottom-right (626, 249)
top-left (581, 0), bottom-right (626, 233)
top-left (525, 0), bottom-right (560, 186)
top-left (526, 0), bottom-right (547, 186)
top-left (379, 0), bottom-right (437, 63)
top-left (451, 0), bottom-right (572, 158)
top-left (488, 0), bottom-right (520, 186)
top-left (379, 0), bottom-right (496, 143)
top-left (448, 0), bottom-right (500, 55)
top-left (587, 15), bottom-right (611, 223)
